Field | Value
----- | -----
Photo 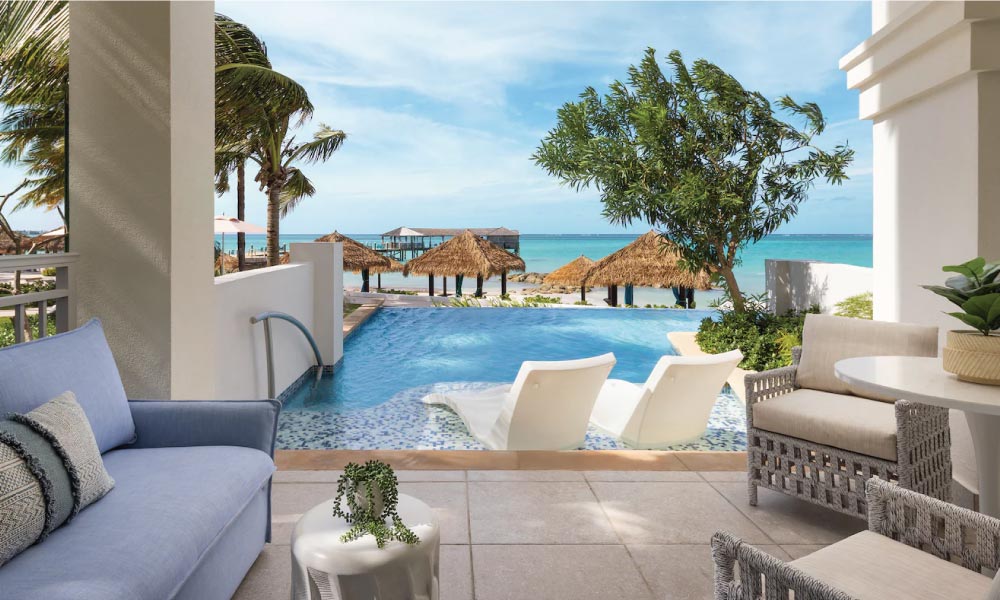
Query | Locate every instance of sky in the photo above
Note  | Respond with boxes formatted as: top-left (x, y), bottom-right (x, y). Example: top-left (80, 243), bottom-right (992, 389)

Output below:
top-left (1, 1), bottom-right (873, 235)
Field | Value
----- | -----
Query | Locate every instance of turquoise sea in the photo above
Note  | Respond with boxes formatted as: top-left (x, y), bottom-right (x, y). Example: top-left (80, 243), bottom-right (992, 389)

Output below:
top-left (216, 233), bottom-right (872, 304)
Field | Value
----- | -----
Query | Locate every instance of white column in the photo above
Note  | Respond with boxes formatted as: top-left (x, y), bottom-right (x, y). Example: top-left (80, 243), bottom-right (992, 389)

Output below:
top-left (290, 242), bottom-right (345, 366)
top-left (841, 1), bottom-right (1000, 329)
top-left (69, 1), bottom-right (217, 399)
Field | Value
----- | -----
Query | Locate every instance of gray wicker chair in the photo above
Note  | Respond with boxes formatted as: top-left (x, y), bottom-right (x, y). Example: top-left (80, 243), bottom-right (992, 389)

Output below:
top-left (745, 314), bottom-right (951, 518)
top-left (712, 478), bottom-right (998, 599)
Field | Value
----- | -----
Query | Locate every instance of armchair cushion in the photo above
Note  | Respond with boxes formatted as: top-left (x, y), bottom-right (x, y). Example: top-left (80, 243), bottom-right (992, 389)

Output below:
top-left (0, 319), bottom-right (134, 453)
top-left (796, 314), bottom-right (938, 402)
top-left (791, 530), bottom-right (991, 599)
top-left (751, 389), bottom-right (898, 460)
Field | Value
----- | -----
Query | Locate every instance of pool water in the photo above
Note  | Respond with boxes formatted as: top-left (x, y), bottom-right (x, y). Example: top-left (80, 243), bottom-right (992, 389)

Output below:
top-left (283, 307), bottom-right (717, 413)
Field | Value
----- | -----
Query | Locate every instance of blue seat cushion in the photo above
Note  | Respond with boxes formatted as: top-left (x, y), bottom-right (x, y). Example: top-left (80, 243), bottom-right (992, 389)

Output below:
top-left (0, 319), bottom-right (134, 453)
top-left (0, 446), bottom-right (275, 600)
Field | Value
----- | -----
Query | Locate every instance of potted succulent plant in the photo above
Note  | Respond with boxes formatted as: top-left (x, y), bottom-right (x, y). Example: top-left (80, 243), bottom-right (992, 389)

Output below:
top-left (923, 257), bottom-right (1000, 384)
top-left (332, 460), bottom-right (419, 548)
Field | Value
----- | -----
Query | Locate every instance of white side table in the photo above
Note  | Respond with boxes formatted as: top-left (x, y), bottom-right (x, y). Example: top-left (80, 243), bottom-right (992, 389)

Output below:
top-left (835, 356), bottom-right (1000, 516)
top-left (291, 494), bottom-right (440, 600)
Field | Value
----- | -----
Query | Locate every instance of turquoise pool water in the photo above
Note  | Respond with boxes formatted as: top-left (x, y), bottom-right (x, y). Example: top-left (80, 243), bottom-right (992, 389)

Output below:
top-left (282, 306), bottom-right (717, 413)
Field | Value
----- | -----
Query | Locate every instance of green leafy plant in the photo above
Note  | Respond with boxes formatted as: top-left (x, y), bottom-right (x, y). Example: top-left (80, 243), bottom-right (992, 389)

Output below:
top-left (332, 461), bottom-right (419, 548)
top-left (696, 304), bottom-right (819, 371)
top-left (833, 292), bottom-right (873, 320)
top-left (573, 300), bottom-right (591, 306)
top-left (376, 288), bottom-right (418, 296)
top-left (923, 257), bottom-right (1000, 336)
top-left (521, 294), bottom-right (560, 304)
top-left (533, 48), bottom-right (853, 314)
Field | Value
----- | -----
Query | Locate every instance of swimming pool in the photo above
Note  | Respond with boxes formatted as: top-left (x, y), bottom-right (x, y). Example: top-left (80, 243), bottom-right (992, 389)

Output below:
top-left (283, 306), bottom-right (717, 412)
top-left (277, 307), bottom-right (746, 451)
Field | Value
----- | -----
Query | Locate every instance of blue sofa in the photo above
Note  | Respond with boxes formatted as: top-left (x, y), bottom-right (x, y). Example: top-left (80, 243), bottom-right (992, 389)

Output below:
top-left (0, 320), bottom-right (279, 600)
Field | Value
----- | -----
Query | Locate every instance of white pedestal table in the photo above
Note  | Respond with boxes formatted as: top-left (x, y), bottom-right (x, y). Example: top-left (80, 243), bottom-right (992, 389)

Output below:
top-left (290, 494), bottom-right (440, 600)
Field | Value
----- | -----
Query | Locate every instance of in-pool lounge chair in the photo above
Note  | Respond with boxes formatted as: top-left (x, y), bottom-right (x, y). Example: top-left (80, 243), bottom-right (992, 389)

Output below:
top-left (589, 350), bottom-right (743, 448)
top-left (422, 353), bottom-right (616, 450)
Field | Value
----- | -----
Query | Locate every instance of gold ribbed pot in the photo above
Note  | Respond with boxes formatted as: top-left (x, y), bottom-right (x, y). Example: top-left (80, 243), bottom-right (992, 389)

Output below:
top-left (943, 330), bottom-right (1000, 385)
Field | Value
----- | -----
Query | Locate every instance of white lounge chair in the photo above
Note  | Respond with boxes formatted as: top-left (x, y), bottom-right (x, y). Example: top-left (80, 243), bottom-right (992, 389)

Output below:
top-left (421, 353), bottom-right (616, 450)
top-left (589, 349), bottom-right (742, 448)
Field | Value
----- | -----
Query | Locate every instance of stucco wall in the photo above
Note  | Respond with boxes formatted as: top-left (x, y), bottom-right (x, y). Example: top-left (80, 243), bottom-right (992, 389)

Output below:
top-left (766, 260), bottom-right (873, 315)
top-left (69, 1), bottom-right (217, 399)
top-left (214, 264), bottom-right (317, 400)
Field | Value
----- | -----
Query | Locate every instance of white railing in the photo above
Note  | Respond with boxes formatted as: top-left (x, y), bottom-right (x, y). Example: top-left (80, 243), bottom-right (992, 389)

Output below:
top-left (0, 253), bottom-right (78, 344)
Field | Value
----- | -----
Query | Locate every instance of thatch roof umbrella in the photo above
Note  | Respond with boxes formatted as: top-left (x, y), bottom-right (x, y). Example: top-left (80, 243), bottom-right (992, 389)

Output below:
top-left (314, 231), bottom-right (392, 293)
top-left (544, 255), bottom-right (595, 303)
top-left (370, 256), bottom-right (404, 290)
top-left (584, 231), bottom-right (711, 307)
top-left (403, 230), bottom-right (525, 297)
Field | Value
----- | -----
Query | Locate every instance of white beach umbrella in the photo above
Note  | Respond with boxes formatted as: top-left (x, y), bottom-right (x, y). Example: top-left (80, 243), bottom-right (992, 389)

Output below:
top-left (37, 225), bottom-right (66, 239)
top-left (214, 215), bottom-right (265, 273)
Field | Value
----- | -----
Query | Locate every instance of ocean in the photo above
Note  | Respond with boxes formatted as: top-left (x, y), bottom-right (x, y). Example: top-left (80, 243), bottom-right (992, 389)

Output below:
top-left (215, 233), bottom-right (873, 305)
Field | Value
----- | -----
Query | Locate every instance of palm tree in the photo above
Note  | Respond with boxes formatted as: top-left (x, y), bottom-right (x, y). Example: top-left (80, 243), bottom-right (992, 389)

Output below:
top-left (0, 1), bottom-right (68, 216)
top-left (214, 14), bottom-right (346, 267)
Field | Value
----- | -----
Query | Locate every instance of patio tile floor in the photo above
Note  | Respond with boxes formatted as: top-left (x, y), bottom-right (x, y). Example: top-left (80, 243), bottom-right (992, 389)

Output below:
top-left (234, 470), bottom-right (867, 600)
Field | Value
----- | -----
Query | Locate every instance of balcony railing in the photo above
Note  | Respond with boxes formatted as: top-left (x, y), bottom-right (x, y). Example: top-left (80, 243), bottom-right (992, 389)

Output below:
top-left (0, 253), bottom-right (78, 345)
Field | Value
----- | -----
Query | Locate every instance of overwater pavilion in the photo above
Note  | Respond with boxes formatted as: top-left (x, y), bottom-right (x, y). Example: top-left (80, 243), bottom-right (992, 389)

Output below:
top-left (380, 226), bottom-right (520, 260)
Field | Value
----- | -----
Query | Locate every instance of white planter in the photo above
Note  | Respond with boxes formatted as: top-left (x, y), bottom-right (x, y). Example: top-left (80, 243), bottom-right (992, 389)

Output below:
top-left (943, 330), bottom-right (1000, 385)
top-left (353, 482), bottom-right (385, 517)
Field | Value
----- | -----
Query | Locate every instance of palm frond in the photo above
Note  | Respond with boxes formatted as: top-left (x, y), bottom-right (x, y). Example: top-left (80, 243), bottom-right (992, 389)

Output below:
top-left (278, 168), bottom-right (315, 217)
top-left (289, 124), bottom-right (346, 165)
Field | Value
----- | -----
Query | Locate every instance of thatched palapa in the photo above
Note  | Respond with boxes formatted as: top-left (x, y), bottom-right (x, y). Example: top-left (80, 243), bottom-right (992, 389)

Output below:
top-left (403, 230), bottom-right (525, 297)
top-left (545, 255), bottom-right (595, 303)
top-left (544, 255), bottom-right (595, 286)
top-left (585, 231), bottom-right (711, 301)
top-left (370, 255), bottom-right (404, 274)
top-left (314, 231), bottom-right (391, 272)
top-left (403, 230), bottom-right (524, 278)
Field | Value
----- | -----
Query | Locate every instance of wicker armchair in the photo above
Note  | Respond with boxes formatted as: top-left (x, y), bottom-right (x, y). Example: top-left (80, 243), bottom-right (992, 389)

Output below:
top-left (746, 314), bottom-right (951, 518)
top-left (712, 478), bottom-right (999, 599)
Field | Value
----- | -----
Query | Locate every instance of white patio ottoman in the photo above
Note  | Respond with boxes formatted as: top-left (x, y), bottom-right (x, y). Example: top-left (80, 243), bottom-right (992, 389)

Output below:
top-left (290, 494), bottom-right (440, 600)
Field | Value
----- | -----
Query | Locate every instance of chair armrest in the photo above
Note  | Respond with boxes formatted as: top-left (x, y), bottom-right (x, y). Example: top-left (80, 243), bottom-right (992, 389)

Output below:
top-left (866, 478), bottom-right (1000, 573)
top-left (711, 531), bottom-right (855, 600)
top-left (893, 399), bottom-right (951, 494)
top-left (744, 365), bottom-right (797, 428)
top-left (126, 399), bottom-right (280, 457)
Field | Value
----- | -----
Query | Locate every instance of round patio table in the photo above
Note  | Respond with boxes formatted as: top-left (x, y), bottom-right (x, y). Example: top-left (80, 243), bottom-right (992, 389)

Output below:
top-left (835, 356), bottom-right (1000, 516)
top-left (290, 494), bottom-right (440, 600)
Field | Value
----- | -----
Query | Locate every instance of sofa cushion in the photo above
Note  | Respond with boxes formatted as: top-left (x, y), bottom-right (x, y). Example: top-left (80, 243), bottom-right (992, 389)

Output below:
top-left (791, 530), bottom-right (992, 599)
top-left (751, 389), bottom-right (898, 460)
top-left (0, 319), bottom-right (134, 453)
top-left (0, 445), bottom-right (275, 600)
top-left (795, 314), bottom-right (938, 402)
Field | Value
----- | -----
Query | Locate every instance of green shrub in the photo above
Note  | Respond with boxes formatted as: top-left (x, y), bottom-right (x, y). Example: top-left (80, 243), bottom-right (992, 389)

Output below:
top-left (0, 314), bottom-right (58, 349)
top-left (833, 292), bottom-right (873, 320)
top-left (41, 267), bottom-right (57, 277)
top-left (696, 304), bottom-right (818, 371)
top-left (376, 288), bottom-right (417, 296)
top-left (521, 294), bottom-right (561, 304)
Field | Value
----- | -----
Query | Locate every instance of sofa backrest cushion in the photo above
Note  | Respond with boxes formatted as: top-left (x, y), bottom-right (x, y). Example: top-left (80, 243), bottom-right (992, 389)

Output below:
top-left (796, 314), bottom-right (938, 402)
top-left (0, 319), bottom-right (134, 452)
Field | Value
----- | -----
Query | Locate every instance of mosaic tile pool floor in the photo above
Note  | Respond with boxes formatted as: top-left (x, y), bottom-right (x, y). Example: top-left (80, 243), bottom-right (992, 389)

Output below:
top-left (277, 381), bottom-right (747, 451)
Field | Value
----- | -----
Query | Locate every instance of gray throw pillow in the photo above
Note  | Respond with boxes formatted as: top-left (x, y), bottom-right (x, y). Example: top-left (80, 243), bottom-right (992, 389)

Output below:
top-left (10, 391), bottom-right (114, 515)
top-left (0, 438), bottom-right (47, 566)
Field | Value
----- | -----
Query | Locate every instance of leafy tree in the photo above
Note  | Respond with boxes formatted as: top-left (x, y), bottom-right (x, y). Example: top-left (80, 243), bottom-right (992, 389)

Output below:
top-left (214, 14), bottom-right (346, 266)
top-left (0, 1), bottom-right (68, 214)
top-left (534, 48), bottom-right (854, 313)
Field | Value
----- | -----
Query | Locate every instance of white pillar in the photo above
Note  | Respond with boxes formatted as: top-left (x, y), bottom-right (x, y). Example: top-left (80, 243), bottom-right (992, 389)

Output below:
top-left (289, 242), bottom-right (345, 366)
top-left (840, 2), bottom-right (1000, 329)
top-left (69, 1), bottom-right (217, 399)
